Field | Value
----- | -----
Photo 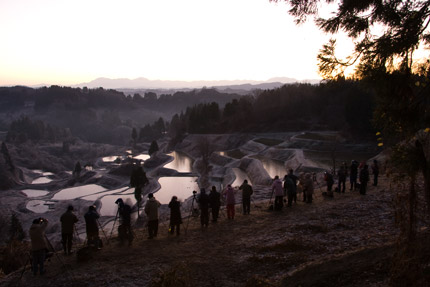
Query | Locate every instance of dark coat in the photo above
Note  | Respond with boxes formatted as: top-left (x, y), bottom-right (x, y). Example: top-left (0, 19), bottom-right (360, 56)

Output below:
top-left (239, 182), bottom-right (254, 199)
top-left (168, 200), bottom-right (182, 225)
top-left (84, 210), bottom-right (100, 233)
top-left (60, 210), bottom-right (78, 234)
top-left (360, 167), bottom-right (370, 183)
top-left (208, 190), bottom-right (221, 208)
top-left (198, 192), bottom-right (210, 209)
top-left (119, 203), bottom-right (132, 225)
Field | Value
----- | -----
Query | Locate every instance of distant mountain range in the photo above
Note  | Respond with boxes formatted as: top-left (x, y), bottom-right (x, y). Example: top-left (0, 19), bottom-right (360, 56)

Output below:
top-left (74, 77), bottom-right (320, 90)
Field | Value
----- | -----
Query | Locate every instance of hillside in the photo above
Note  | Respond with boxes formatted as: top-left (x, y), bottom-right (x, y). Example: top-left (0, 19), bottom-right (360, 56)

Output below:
top-left (2, 176), bottom-right (429, 287)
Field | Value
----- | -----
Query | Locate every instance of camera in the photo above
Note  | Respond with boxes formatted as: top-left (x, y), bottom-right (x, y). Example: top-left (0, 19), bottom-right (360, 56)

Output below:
top-left (192, 190), bottom-right (197, 194)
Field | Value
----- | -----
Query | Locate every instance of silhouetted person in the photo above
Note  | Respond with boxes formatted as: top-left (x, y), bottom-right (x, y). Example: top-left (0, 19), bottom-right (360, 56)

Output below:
top-left (272, 175), bottom-right (284, 211)
top-left (29, 218), bottom-right (49, 276)
top-left (350, 160), bottom-right (359, 190)
top-left (168, 196), bottom-right (182, 236)
top-left (324, 171), bottom-right (334, 197)
top-left (145, 193), bottom-right (160, 239)
top-left (224, 185), bottom-right (236, 219)
top-left (287, 169), bottom-right (298, 203)
top-left (198, 188), bottom-right (210, 228)
top-left (60, 205), bottom-right (78, 255)
top-left (208, 186), bottom-right (221, 222)
top-left (359, 164), bottom-right (370, 195)
top-left (371, 159), bottom-right (379, 186)
top-left (239, 180), bottom-right (253, 214)
top-left (283, 175), bottom-right (295, 207)
top-left (303, 173), bottom-right (314, 203)
top-left (337, 163), bottom-right (347, 193)
top-left (84, 205), bottom-right (101, 248)
top-left (115, 198), bottom-right (133, 246)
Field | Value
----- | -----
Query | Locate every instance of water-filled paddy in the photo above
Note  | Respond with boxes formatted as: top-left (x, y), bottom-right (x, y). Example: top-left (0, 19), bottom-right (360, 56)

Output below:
top-left (22, 189), bottom-right (49, 197)
top-left (52, 184), bottom-right (106, 200)
top-left (165, 151), bottom-right (193, 173)
top-left (156, 177), bottom-right (199, 204)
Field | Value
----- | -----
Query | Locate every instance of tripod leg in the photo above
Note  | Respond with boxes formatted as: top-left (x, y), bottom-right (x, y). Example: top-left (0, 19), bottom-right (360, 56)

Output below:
top-left (97, 219), bottom-right (109, 245)
top-left (109, 210), bottom-right (119, 240)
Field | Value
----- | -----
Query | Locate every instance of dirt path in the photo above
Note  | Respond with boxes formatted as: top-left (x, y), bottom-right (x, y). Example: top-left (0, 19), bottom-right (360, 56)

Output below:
top-left (1, 176), bottom-right (422, 287)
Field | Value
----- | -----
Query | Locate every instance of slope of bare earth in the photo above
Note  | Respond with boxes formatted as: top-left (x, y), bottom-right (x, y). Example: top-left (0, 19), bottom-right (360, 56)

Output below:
top-left (2, 175), bottom-right (429, 287)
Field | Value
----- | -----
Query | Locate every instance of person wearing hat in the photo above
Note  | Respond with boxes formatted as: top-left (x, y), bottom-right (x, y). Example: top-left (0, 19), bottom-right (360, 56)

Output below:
top-left (60, 205), bottom-right (78, 255)
top-left (115, 198), bottom-right (133, 245)
top-left (144, 193), bottom-right (161, 239)
top-left (29, 217), bottom-right (49, 275)
top-left (84, 205), bottom-right (101, 248)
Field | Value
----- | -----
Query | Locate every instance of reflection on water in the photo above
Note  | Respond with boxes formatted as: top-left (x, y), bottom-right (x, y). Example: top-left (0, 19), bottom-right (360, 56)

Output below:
top-left (165, 151), bottom-right (193, 173)
top-left (260, 158), bottom-right (287, 179)
top-left (52, 184), bottom-right (106, 200)
top-left (26, 200), bottom-right (49, 213)
top-left (81, 187), bottom-right (133, 201)
top-left (232, 168), bottom-right (250, 188)
top-left (32, 177), bottom-right (52, 184)
top-left (100, 194), bottom-right (137, 216)
top-left (133, 154), bottom-right (150, 161)
top-left (22, 189), bottom-right (49, 197)
top-left (156, 177), bottom-right (199, 204)
top-left (102, 156), bottom-right (121, 162)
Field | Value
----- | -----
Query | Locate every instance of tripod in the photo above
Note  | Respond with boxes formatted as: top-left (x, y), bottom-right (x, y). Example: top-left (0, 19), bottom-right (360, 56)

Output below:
top-left (184, 193), bottom-right (198, 235)
top-left (109, 209), bottom-right (120, 241)
top-left (97, 219), bottom-right (110, 245)
top-left (18, 252), bottom-right (32, 280)
top-left (44, 235), bottom-right (75, 280)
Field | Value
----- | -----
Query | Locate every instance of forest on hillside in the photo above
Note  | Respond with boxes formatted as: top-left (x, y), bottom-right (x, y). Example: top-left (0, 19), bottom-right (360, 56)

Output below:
top-left (0, 80), bottom-right (376, 146)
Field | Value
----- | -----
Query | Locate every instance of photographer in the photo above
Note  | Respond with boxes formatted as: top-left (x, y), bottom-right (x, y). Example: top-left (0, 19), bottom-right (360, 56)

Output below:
top-left (29, 217), bottom-right (49, 276)
top-left (115, 198), bottom-right (133, 246)
top-left (84, 205), bottom-right (101, 248)
top-left (197, 188), bottom-right (209, 228)
top-left (60, 205), bottom-right (78, 255)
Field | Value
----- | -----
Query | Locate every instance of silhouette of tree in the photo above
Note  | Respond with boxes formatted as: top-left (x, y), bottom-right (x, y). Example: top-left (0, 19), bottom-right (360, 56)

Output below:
top-left (149, 140), bottom-right (159, 155)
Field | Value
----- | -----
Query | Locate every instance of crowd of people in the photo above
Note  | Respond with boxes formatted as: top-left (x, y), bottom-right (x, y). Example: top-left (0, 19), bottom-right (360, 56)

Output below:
top-left (28, 159), bottom-right (380, 276)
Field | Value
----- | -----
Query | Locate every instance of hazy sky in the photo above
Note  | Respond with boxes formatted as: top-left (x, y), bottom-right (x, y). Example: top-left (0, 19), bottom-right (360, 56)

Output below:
top-left (0, 0), bottom-right (353, 86)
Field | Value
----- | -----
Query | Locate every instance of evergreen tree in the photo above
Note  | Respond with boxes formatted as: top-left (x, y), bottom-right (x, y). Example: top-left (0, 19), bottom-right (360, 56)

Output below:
top-left (148, 140), bottom-right (159, 155)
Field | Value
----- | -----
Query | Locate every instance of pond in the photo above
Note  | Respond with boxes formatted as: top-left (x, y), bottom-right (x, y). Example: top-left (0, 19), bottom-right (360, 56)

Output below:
top-left (259, 158), bottom-right (287, 179)
top-left (31, 177), bottom-right (53, 184)
top-left (81, 187), bottom-right (133, 201)
top-left (100, 192), bottom-right (136, 217)
top-left (156, 177), bottom-right (199, 204)
top-left (26, 200), bottom-right (50, 213)
top-left (164, 151), bottom-right (193, 173)
top-left (133, 154), bottom-right (150, 161)
top-left (231, 168), bottom-right (250, 188)
top-left (22, 189), bottom-right (49, 198)
top-left (52, 184), bottom-right (107, 200)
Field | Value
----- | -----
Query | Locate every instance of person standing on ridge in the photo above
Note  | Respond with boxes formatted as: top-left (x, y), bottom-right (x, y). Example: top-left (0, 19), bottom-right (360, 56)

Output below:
top-left (145, 193), bottom-right (161, 239)
top-left (239, 179), bottom-right (253, 215)
top-left (60, 205), bottom-right (78, 255)
top-left (168, 196), bottom-right (182, 236)
top-left (29, 217), bottom-right (49, 276)
top-left (115, 198), bottom-right (133, 246)
top-left (224, 185), bottom-right (236, 219)
top-left (198, 188), bottom-right (210, 228)
top-left (350, 160), bottom-right (359, 190)
top-left (208, 186), bottom-right (221, 222)
top-left (272, 175), bottom-right (284, 211)
top-left (84, 205), bottom-right (101, 248)
top-left (359, 164), bottom-right (370, 195)
top-left (337, 163), bottom-right (347, 193)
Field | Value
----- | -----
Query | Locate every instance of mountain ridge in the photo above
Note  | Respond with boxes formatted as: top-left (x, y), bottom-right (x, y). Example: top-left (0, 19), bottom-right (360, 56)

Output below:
top-left (74, 76), bottom-right (320, 90)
